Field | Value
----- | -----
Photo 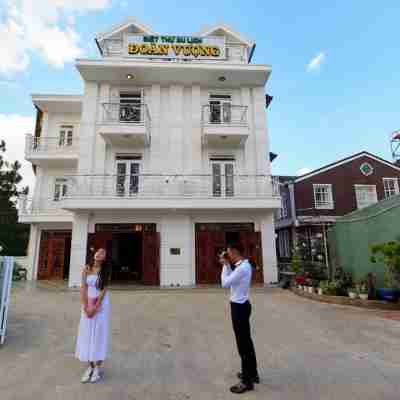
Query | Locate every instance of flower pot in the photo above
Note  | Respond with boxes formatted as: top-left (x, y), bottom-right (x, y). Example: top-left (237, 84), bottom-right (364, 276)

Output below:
top-left (359, 293), bottom-right (368, 300)
top-left (308, 287), bottom-right (314, 294)
top-left (318, 288), bottom-right (323, 295)
top-left (348, 291), bottom-right (358, 299)
top-left (298, 285), bottom-right (303, 290)
top-left (377, 288), bottom-right (399, 302)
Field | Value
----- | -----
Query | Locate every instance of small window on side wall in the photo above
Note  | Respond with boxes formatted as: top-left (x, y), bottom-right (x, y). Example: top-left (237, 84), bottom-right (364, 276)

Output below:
top-left (54, 178), bottom-right (68, 201)
top-left (59, 125), bottom-right (73, 147)
top-left (313, 184), bottom-right (334, 209)
top-left (383, 178), bottom-right (400, 199)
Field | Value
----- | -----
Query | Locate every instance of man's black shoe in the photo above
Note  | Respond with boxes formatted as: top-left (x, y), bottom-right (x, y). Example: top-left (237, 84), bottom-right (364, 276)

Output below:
top-left (237, 372), bottom-right (260, 384)
top-left (230, 381), bottom-right (254, 394)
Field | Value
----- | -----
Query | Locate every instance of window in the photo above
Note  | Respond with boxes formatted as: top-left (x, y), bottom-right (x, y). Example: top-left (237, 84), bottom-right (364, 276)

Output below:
top-left (210, 157), bottom-right (235, 197)
top-left (59, 125), bottom-right (73, 147)
top-left (278, 230), bottom-right (290, 258)
top-left (54, 178), bottom-right (68, 201)
top-left (383, 178), bottom-right (400, 199)
top-left (354, 185), bottom-right (378, 209)
top-left (119, 92), bottom-right (142, 123)
top-left (279, 194), bottom-right (288, 219)
top-left (209, 94), bottom-right (232, 124)
top-left (115, 154), bottom-right (142, 196)
top-left (313, 184), bottom-right (334, 209)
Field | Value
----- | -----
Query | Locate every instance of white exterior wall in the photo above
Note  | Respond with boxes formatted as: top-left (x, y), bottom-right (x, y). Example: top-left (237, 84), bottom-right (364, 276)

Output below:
top-left (24, 22), bottom-right (280, 287)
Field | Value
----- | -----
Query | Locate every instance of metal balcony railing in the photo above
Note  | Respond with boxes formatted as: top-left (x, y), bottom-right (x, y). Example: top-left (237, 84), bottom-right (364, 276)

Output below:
top-left (62, 174), bottom-right (280, 199)
top-left (25, 134), bottom-right (78, 155)
top-left (202, 104), bottom-right (248, 126)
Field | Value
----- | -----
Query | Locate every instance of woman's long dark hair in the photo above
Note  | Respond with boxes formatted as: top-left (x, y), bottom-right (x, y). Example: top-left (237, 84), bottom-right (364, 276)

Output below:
top-left (89, 248), bottom-right (110, 291)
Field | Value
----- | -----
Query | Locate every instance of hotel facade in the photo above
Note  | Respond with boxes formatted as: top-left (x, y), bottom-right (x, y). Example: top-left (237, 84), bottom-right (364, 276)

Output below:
top-left (18, 18), bottom-right (281, 287)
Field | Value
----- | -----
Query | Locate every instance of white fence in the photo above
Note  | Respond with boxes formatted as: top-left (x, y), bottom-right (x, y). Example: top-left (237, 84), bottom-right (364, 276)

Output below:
top-left (0, 256), bottom-right (14, 345)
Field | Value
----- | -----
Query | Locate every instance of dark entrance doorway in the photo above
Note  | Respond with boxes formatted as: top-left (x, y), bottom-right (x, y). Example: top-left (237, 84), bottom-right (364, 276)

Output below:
top-left (195, 223), bottom-right (264, 285)
top-left (111, 232), bottom-right (142, 282)
top-left (87, 224), bottom-right (159, 285)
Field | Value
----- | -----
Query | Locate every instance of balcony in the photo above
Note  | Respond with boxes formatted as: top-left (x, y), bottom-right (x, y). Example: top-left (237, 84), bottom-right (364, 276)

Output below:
top-left (202, 104), bottom-right (249, 147)
top-left (60, 174), bottom-right (281, 211)
top-left (97, 103), bottom-right (151, 146)
top-left (25, 134), bottom-right (78, 167)
top-left (17, 195), bottom-right (73, 223)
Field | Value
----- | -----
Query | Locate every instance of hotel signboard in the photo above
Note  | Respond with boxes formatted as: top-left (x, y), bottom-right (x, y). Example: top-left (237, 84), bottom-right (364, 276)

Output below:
top-left (124, 35), bottom-right (226, 60)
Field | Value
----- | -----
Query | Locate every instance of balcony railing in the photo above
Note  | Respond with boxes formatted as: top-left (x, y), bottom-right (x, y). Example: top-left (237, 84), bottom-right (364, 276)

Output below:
top-left (63, 174), bottom-right (280, 199)
top-left (25, 134), bottom-right (78, 155)
top-left (102, 103), bottom-right (150, 125)
top-left (202, 104), bottom-right (248, 126)
top-left (17, 195), bottom-right (70, 217)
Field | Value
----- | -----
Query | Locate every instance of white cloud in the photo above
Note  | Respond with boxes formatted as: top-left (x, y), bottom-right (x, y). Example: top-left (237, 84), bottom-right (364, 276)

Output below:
top-left (297, 167), bottom-right (312, 176)
top-left (0, 114), bottom-right (36, 192)
top-left (306, 52), bottom-right (326, 72)
top-left (0, 0), bottom-right (111, 76)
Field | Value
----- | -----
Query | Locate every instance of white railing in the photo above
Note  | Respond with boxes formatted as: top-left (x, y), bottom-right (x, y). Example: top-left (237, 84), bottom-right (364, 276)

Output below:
top-left (17, 195), bottom-right (70, 217)
top-left (25, 134), bottom-right (78, 155)
top-left (63, 174), bottom-right (280, 199)
top-left (202, 104), bottom-right (248, 126)
top-left (101, 102), bottom-right (151, 141)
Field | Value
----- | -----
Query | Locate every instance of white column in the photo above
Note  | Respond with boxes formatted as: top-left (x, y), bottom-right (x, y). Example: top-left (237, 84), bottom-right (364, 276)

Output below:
top-left (168, 85), bottom-right (184, 173)
top-left (26, 224), bottom-right (39, 280)
top-left (253, 86), bottom-right (269, 176)
top-left (150, 84), bottom-right (161, 172)
top-left (160, 213), bottom-right (193, 286)
top-left (78, 81), bottom-right (99, 175)
top-left (261, 212), bottom-right (278, 284)
top-left (94, 83), bottom-right (110, 175)
top-left (69, 213), bottom-right (89, 288)
top-left (191, 85), bottom-right (202, 174)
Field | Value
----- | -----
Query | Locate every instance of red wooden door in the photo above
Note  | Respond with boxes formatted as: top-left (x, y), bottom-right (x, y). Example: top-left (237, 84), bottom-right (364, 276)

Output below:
top-left (196, 231), bottom-right (226, 284)
top-left (240, 232), bottom-right (264, 284)
top-left (50, 238), bottom-right (66, 280)
top-left (37, 232), bottom-right (50, 280)
top-left (142, 232), bottom-right (160, 285)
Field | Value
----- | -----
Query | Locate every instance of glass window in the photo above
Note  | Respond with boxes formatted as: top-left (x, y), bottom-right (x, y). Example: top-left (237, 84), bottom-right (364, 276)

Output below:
top-left (209, 94), bottom-right (232, 123)
top-left (354, 185), bottom-right (378, 209)
top-left (313, 184), bottom-right (334, 209)
top-left (59, 125), bottom-right (73, 147)
top-left (383, 178), bottom-right (399, 199)
top-left (54, 178), bottom-right (68, 201)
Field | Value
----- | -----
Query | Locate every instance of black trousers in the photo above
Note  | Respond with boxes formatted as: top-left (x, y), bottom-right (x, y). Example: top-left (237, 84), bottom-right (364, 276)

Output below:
top-left (230, 300), bottom-right (258, 384)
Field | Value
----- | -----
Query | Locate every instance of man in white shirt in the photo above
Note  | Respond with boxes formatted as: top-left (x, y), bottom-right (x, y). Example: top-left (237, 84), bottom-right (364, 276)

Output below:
top-left (220, 243), bottom-right (259, 394)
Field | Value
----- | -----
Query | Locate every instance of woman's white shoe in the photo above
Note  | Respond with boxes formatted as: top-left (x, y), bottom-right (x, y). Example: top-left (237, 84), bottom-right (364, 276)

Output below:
top-left (90, 367), bottom-right (102, 383)
top-left (81, 367), bottom-right (93, 383)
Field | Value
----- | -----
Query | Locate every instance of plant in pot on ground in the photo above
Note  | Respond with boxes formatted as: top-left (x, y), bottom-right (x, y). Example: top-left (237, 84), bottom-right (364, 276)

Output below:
top-left (358, 280), bottom-right (369, 300)
top-left (370, 240), bottom-right (400, 302)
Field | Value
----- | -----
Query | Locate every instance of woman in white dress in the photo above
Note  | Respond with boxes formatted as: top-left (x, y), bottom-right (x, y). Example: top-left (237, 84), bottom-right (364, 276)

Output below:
top-left (75, 248), bottom-right (111, 383)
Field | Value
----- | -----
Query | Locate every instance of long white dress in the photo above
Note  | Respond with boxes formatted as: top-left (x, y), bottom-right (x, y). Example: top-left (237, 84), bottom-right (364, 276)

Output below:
top-left (75, 274), bottom-right (111, 362)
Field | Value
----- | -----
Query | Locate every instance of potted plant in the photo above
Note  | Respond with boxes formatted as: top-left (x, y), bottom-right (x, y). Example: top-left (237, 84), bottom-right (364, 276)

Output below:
top-left (348, 287), bottom-right (358, 299)
top-left (370, 241), bottom-right (400, 302)
top-left (318, 280), bottom-right (326, 295)
top-left (358, 281), bottom-right (369, 301)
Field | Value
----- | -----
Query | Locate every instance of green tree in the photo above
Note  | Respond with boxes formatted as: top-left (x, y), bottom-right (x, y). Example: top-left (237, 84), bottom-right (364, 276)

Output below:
top-left (0, 140), bottom-right (29, 255)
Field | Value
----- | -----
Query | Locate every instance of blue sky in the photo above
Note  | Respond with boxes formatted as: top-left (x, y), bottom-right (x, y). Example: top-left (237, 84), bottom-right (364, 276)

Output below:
top-left (0, 0), bottom-right (399, 188)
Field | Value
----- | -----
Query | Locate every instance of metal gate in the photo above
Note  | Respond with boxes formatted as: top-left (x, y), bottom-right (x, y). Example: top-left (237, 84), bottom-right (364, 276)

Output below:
top-left (0, 256), bottom-right (14, 345)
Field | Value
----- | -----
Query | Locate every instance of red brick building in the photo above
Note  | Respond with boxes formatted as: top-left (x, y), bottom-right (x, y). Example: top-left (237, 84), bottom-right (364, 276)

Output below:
top-left (275, 151), bottom-right (400, 265)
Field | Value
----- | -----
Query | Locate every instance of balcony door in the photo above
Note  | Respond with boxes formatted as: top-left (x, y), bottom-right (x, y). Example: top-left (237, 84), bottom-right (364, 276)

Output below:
top-left (119, 91), bottom-right (142, 123)
top-left (211, 159), bottom-right (235, 197)
top-left (209, 94), bottom-right (231, 124)
top-left (116, 156), bottom-right (142, 196)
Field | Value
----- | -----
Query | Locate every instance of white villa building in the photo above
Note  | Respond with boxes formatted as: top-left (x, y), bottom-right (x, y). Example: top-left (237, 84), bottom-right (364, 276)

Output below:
top-left (18, 18), bottom-right (280, 287)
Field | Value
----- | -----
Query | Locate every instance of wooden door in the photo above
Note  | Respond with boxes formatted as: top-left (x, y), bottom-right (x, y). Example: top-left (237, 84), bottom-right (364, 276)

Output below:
top-left (50, 238), bottom-right (66, 280)
top-left (37, 232), bottom-right (50, 280)
top-left (142, 232), bottom-right (160, 285)
top-left (240, 232), bottom-right (264, 284)
top-left (196, 231), bottom-right (226, 284)
top-left (37, 231), bottom-right (70, 280)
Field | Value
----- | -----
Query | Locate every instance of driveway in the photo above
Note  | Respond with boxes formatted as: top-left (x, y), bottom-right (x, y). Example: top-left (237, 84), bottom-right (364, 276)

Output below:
top-left (1, 283), bottom-right (400, 400)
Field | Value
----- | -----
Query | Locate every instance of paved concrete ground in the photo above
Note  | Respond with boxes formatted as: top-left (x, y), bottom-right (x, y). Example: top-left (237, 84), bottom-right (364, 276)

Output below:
top-left (1, 283), bottom-right (400, 400)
